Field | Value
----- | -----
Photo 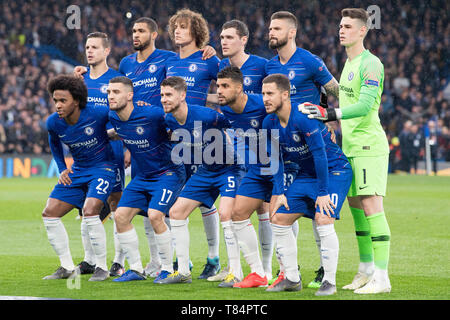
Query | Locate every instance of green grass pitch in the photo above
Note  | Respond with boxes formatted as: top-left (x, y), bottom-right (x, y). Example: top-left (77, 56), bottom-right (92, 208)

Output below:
top-left (0, 175), bottom-right (449, 300)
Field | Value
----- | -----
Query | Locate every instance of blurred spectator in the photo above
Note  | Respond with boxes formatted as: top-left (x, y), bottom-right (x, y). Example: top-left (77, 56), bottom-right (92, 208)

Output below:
top-left (0, 0), bottom-right (448, 167)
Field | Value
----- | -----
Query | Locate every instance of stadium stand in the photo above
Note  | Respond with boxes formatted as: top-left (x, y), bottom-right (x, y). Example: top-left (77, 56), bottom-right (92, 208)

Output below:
top-left (0, 0), bottom-right (448, 170)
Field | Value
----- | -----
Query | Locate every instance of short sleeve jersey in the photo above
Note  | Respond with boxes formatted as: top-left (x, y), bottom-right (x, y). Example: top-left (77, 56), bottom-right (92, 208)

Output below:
top-left (265, 47), bottom-right (333, 106)
top-left (166, 51), bottom-right (220, 106)
top-left (119, 49), bottom-right (177, 106)
top-left (219, 55), bottom-right (268, 94)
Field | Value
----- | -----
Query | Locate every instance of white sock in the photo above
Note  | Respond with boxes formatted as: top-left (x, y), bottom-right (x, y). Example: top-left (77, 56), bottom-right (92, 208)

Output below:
top-left (143, 216), bottom-right (161, 266)
top-left (221, 220), bottom-right (243, 279)
top-left (170, 219), bottom-right (190, 275)
top-left (154, 227), bottom-right (174, 274)
top-left (43, 217), bottom-right (75, 271)
top-left (80, 217), bottom-right (96, 266)
top-left (165, 216), bottom-right (176, 260)
top-left (117, 227), bottom-right (143, 273)
top-left (83, 215), bottom-right (108, 271)
top-left (312, 220), bottom-right (323, 268)
top-left (112, 216), bottom-right (125, 266)
top-left (316, 223), bottom-right (339, 285)
top-left (232, 219), bottom-right (265, 277)
top-left (359, 262), bottom-right (375, 276)
top-left (272, 223), bottom-right (299, 283)
top-left (258, 212), bottom-right (273, 275)
top-left (292, 220), bottom-right (299, 239)
top-left (200, 205), bottom-right (220, 259)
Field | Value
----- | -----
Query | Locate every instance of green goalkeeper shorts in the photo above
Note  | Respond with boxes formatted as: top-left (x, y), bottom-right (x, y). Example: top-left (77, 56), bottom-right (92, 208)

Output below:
top-left (347, 155), bottom-right (388, 197)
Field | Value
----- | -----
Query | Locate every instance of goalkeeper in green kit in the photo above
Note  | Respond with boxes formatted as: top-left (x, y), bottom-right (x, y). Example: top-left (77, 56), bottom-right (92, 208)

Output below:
top-left (300, 8), bottom-right (391, 294)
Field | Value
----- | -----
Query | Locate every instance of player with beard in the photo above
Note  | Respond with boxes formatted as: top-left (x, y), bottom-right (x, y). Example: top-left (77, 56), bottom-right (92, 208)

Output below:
top-left (107, 76), bottom-right (186, 282)
top-left (157, 76), bottom-right (244, 285)
top-left (263, 74), bottom-right (352, 295)
top-left (74, 17), bottom-right (216, 278)
top-left (265, 11), bottom-right (341, 288)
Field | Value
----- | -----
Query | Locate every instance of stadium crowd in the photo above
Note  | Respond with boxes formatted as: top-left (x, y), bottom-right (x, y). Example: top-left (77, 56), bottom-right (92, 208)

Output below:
top-left (0, 0), bottom-right (449, 172)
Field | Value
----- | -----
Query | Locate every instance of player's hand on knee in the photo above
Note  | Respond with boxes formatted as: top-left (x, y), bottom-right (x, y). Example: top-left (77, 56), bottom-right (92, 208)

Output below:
top-left (58, 168), bottom-right (73, 186)
top-left (124, 149), bottom-right (131, 168)
top-left (325, 123), bottom-right (337, 143)
top-left (73, 66), bottom-right (87, 79)
top-left (200, 45), bottom-right (216, 60)
top-left (315, 195), bottom-right (335, 218)
top-left (270, 194), bottom-right (289, 219)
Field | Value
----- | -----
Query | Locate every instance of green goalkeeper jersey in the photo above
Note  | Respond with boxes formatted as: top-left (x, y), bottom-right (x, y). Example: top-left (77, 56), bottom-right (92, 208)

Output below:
top-left (339, 49), bottom-right (389, 157)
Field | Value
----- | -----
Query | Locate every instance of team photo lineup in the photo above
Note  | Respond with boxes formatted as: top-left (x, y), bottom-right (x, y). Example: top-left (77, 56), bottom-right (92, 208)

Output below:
top-left (37, 4), bottom-right (396, 297)
top-left (2, 0), bottom-right (448, 303)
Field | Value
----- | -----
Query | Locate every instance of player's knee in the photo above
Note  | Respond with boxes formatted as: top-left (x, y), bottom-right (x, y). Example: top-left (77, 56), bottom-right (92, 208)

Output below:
top-left (82, 205), bottom-right (98, 217)
top-left (314, 212), bottom-right (334, 225)
top-left (42, 206), bottom-right (56, 218)
top-left (169, 206), bottom-right (182, 220)
top-left (114, 210), bottom-right (129, 228)
top-left (231, 205), bottom-right (247, 221)
top-left (148, 210), bottom-right (164, 224)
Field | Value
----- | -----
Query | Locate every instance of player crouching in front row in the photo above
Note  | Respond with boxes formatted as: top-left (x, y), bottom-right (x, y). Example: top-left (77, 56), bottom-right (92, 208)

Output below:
top-left (262, 74), bottom-right (352, 296)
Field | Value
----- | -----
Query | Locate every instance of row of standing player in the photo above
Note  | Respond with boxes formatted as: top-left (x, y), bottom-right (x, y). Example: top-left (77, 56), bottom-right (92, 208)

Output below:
top-left (42, 8), bottom-right (391, 295)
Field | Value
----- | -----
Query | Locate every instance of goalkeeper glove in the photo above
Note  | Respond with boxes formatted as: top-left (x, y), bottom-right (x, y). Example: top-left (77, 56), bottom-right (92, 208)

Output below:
top-left (298, 102), bottom-right (342, 121)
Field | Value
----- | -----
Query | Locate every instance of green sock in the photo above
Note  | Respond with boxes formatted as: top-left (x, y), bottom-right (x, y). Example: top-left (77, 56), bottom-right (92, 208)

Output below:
top-left (367, 211), bottom-right (391, 270)
top-left (349, 207), bottom-right (373, 263)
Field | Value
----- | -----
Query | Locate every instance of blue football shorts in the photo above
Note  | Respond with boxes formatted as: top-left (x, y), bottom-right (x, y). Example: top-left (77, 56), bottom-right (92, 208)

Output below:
top-left (276, 168), bottom-right (353, 220)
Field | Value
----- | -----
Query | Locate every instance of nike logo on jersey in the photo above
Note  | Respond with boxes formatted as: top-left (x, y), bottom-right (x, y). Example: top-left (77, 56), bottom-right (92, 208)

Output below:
top-left (125, 72), bottom-right (132, 76)
top-left (359, 186), bottom-right (368, 190)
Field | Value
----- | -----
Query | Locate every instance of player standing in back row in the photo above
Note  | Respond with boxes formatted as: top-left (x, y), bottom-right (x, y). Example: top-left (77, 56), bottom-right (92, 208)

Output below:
top-left (301, 8), bottom-right (391, 294)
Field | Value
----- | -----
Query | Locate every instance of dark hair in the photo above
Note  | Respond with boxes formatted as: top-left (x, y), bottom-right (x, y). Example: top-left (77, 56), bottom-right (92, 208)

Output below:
top-left (168, 8), bottom-right (209, 48)
top-left (109, 76), bottom-right (133, 89)
top-left (134, 17), bottom-right (158, 33)
top-left (341, 8), bottom-right (370, 28)
top-left (270, 11), bottom-right (298, 29)
top-left (262, 74), bottom-right (291, 96)
top-left (161, 76), bottom-right (187, 92)
top-left (86, 32), bottom-right (110, 48)
top-left (222, 19), bottom-right (249, 38)
top-left (217, 66), bottom-right (244, 84)
top-left (47, 75), bottom-right (88, 109)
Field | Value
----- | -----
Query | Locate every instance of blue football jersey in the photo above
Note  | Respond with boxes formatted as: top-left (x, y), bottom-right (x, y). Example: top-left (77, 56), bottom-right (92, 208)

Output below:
top-left (83, 67), bottom-right (122, 108)
top-left (265, 47), bottom-right (333, 105)
top-left (118, 49), bottom-right (176, 106)
top-left (166, 51), bottom-right (220, 106)
top-left (164, 104), bottom-right (233, 171)
top-left (109, 105), bottom-right (179, 177)
top-left (219, 55), bottom-right (268, 94)
top-left (47, 106), bottom-right (115, 172)
top-left (220, 94), bottom-right (268, 167)
top-left (83, 67), bottom-right (124, 169)
top-left (263, 106), bottom-right (350, 195)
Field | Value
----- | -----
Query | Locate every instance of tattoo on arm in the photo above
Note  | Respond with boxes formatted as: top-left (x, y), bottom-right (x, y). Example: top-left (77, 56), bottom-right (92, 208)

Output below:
top-left (324, 78), bottom-right (339, 99)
